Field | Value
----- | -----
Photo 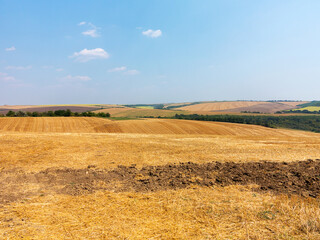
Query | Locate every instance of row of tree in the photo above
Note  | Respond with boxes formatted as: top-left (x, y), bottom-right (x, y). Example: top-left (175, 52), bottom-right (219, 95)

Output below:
top-left (1, 109), bottom-right (110, 118)
top-left (280, 109), bottom-right (320, 114)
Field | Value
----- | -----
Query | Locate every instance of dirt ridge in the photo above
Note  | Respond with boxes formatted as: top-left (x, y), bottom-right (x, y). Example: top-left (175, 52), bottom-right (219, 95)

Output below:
top-left (1, 159), bottom-right (320, 205)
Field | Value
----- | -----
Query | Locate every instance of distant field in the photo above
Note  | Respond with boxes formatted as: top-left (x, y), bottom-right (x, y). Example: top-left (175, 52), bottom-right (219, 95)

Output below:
top-left (0, 105), bottom-right (103, 115)
top-left (109, 108), bottom-right (188, 118)
top-left (294, 106), bottom-right (320, 112)
top-left (93, 107), bottom-right (134, 115)
top-left (135, 106), bottom-right (154, 109)
top-left (0, 102), bottom-right (310, 116)
top-left (177, 101), bottom-right (261, 111)
top-left (0, 117), bottom-right (112, 133)
top-left (279, 101), bottom-right (309, 107)
top-left (177, 101), bottom-right (307, 113)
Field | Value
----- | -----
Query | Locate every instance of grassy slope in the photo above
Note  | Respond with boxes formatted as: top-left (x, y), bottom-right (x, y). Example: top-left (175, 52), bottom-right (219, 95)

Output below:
top-left (293, 106), bottom-right (320, 111)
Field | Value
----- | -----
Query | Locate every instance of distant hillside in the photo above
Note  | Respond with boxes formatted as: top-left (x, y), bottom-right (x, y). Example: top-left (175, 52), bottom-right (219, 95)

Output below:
top-left (176, 101), bottom-right (307, 113)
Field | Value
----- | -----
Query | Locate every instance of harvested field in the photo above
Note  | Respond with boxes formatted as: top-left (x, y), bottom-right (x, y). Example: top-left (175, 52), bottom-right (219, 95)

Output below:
top-left (1, 128), bottom-right (320, 172)
top-left (1, 117), bottom-right (319, 136)
top-left (177, 101), bottom-right (262, 111)
top-left (219, 102), bottom-right (300, 114)
top-left (93, 107), bottom-right (134, 115)
top-left (0, 117), bottom-right (111, 133)
top-left (178, 101), bottom-right (305, 113)
top-left (1, 117), bottom-right (320, 239)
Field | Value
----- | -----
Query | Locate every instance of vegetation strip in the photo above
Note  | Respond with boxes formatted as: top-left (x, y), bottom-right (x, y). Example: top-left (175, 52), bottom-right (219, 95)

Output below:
top-left (1, 109), bottom-right (110, 118)
top-left (1, 159), bottom-right (320, 205)
top-left (173, 114), bottom-right (320, 132)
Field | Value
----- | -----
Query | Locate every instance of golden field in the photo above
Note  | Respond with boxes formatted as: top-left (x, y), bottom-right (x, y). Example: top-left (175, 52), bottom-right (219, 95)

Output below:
top-left (177, 101), bottom-right (263, 111)
top-left (176, 101), bottom-right (307, 113)
top-left (1, 117), bottom-right (320, 239)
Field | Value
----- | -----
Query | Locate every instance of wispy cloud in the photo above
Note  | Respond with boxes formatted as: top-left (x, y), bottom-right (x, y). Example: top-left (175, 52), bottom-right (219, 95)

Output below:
top-left (108, 66), bottom-right (127, 72)
top-left (125, 69), bottom-right (140, 75)
top-left (60, 75), bottom-right (91, 82)
top-left (5, 65), bottom-right (32, 70)
top-left (142, 29), bottom-right (162, 38)
top-left (82, 29), bottom-right (99, 38)
top-left (79, 22), bottom-right (100, 38)
top-left (71, 48), bottom-right (109, 62)
top-left (56, 68), bottom-right (64, 72)
top-left (5, 46), bottom-right (16, 51)
top-left (0, 72), bottom-right (16, 82)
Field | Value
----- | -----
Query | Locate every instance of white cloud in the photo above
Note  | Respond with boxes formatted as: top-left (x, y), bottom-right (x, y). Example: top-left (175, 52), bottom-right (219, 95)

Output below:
top-left (5, 46), bottom-right (16, 51)
top-left (71, 48), bottom-right (109, 62)
top-left (79, 22), bottom-right (100, 38)
top-left (108, 66), bottom-right (127, 72)
top-left (60, 75), bottom-right (91, 82)
top-left (82, 29), bottom-right (99, 38)
top-left (56, 68), bottom-right (64, 72)
top-left (142, 29), bottom-right (162, 38)
top-left (125, 69), bottom-right (140, 75)
top-left (0, 72), bottom-right (16, 82)
top-left (5, 65), bottom-right (32, 70)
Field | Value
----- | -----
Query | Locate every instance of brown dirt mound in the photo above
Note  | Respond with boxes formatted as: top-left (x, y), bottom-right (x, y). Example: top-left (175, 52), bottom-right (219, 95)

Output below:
top-left (1, 160), bottom-right (320, 205)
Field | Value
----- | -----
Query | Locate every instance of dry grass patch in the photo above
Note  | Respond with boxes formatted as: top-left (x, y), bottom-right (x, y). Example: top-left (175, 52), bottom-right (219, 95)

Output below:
top-left (1, 130), bottom-right (320, 172)
top-left (1, 186), bottom-right (320, 239)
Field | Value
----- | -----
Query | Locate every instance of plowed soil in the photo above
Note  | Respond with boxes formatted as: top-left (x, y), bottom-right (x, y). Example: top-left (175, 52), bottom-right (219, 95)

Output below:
top-left (1, 159), bottom-right (320, 205)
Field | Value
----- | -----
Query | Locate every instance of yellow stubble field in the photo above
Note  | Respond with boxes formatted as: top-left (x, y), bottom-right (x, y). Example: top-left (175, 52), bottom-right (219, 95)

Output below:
top-left (1, 117), bottom-right (320, 239)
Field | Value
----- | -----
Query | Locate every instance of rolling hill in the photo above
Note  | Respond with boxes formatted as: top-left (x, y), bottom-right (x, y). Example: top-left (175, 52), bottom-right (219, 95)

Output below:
top-left (0, 117), bottom-right (317, 137)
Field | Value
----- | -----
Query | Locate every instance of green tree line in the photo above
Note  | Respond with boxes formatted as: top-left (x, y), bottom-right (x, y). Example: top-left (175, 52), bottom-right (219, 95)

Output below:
top-left (1, 109), bottom-right (110, 118)
top-left (173, 114), bottom-right (320, 133)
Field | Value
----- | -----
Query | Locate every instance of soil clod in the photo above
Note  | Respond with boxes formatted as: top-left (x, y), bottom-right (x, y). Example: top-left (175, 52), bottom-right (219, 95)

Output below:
top-left (1, 159), bottom-right (320, 205)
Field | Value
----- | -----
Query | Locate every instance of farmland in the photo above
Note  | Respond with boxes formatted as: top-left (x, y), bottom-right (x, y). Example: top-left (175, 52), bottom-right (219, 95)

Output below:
top-left (176, 101), bottom-right (308, 113)
top-left (1, 116), bottom-right (320, 239)
top-left (294, 106), bottom-right (320, 112)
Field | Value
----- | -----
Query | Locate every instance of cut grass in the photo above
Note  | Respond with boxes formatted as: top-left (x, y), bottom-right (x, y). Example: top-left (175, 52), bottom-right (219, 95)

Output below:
top-left (1, 117), bottom-right (320, 239)
top-left (1, 186), bottom-right (320, 239)
top-left (1, 128), bottom-right (320, 172)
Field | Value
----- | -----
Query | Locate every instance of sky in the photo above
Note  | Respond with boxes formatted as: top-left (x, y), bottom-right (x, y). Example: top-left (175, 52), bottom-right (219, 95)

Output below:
top-left (1, 0), bottom-right (320, 105)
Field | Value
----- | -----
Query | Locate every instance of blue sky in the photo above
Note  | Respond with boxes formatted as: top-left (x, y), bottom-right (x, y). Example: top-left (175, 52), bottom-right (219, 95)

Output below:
top-left (1, 0), bottom-right (320, 105)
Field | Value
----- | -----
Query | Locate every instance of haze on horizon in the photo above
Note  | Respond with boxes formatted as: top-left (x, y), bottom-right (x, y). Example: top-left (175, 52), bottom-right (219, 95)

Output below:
top-left (1, 0), bottom-right (320, 105)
